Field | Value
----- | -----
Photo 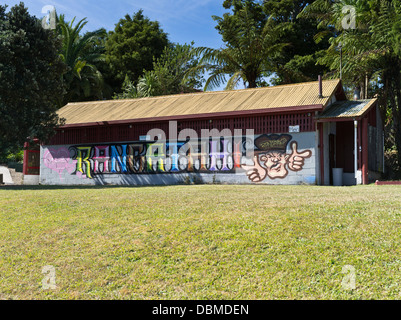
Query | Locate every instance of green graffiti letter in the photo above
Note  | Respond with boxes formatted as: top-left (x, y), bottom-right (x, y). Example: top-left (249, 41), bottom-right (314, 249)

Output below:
top-left (76, 147), bottom-right (92, 179)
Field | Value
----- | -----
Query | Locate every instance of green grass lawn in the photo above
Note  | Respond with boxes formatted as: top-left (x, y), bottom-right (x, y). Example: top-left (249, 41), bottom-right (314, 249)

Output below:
top-left (1, 184), bottom-right (401, 300)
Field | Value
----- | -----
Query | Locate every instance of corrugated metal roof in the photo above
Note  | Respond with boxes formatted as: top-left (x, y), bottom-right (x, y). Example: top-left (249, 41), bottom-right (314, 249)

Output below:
top-left (58, 79), bottom-right (341, 125)
top-left (317, 99), bottom-right (377, 119)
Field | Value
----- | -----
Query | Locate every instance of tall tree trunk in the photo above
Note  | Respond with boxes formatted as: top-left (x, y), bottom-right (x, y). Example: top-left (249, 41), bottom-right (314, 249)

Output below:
top-left (247, 71), bottom-right (257, 88)
top-left (394, 83), bottom-right (401, 177)
top-left (248, 79), bottom-right (257, 88)
top-left (388, 58), bottom-right (401, 177)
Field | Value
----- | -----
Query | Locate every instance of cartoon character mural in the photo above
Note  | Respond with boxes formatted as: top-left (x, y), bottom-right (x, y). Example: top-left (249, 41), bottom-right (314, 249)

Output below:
top-left (241, 134), bottom-right (312, 182)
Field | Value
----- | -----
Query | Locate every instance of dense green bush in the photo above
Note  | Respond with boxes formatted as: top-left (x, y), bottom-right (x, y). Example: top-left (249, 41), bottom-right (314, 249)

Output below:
top-left (0, 149), bottom-right (23, 165)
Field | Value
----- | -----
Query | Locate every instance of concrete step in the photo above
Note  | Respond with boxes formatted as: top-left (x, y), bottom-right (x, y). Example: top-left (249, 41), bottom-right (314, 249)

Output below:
top-left (0, 166), bottom-right (14, 185)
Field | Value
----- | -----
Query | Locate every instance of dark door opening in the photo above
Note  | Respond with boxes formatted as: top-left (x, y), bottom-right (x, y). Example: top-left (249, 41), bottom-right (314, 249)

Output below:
top-left (329, 134), bottom-right (335, 185)
top-left (335, 122), bottom-right (355, 174)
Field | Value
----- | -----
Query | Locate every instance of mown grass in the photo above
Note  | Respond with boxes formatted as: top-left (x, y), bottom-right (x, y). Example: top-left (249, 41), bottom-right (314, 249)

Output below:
top-left (0, 184), bottom-right (401, 300)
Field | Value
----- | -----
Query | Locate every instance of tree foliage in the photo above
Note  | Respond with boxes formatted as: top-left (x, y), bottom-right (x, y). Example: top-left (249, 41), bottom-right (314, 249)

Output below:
top-left (260, 0), bottom-right (332, 85)
top-left (105, 10), bottom-right (169, 94)
top-left (58, 15), bottom-right (108, 105)
top-left (115, 42), bottom-right (203, 99)
top-left (0, 3), bottom-right (66, 150)
top-left (189, 0), bottom-right (287, 90)
top-left (191, 0), bottom-right (331, 90)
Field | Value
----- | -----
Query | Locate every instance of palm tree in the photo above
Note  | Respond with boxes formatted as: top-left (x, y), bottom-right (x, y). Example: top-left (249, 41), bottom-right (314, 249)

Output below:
top-left (58, 15), bottom-right (108, 105)
top-left (186, 3), bottom-right (287, 90)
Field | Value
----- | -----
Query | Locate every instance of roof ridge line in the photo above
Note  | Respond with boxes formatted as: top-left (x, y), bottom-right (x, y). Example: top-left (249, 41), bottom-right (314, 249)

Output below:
top-left (65, 79), bottom-right (341, 106)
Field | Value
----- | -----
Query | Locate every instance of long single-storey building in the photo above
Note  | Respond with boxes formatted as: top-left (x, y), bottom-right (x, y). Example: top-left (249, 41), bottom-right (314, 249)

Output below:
top-left (23, 78), bottom-right (384, 186)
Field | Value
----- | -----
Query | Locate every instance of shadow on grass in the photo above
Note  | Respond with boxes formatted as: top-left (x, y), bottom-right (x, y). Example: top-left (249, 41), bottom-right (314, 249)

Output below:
top-left (0, 184), bottom-right (175, 191)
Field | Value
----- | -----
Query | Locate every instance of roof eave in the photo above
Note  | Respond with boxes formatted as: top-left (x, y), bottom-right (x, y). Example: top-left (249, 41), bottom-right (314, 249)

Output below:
top-left (315, 98), bottom-right (378, 122)
top-left (59, 104), bottom-right (324, 129)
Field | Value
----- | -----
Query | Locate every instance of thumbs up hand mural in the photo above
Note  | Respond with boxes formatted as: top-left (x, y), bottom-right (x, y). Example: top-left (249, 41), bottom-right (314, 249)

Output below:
top-left (242, 156), bottom-right (268, 183)
top-left (287, 142), bottom-right (312, 172)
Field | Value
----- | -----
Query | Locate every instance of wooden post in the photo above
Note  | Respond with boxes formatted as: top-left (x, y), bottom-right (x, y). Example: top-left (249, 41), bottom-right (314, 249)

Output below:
top-left (354, 120), bottom-right (358, 183)
top-left (365, 73), bottom-right (369, 99)
top-left (319, 122), bottom-right (325, 185)
top-left (361, 116), bottom-right (369, 184)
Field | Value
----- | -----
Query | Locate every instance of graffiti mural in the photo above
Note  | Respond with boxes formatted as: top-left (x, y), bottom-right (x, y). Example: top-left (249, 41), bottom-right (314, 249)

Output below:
top-left (43, 147), bottom-right (78, 180)
top-left (241, 134), bottom-right (312, 182)
top-left (67, 139), bottom-right (239, 177)
top-left (42, 134), bottom-right (312, 183)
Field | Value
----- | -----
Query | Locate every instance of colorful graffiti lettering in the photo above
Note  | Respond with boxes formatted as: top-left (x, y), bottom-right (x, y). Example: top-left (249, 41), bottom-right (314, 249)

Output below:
top-left (241, 134), bottom-right (312, 182)
top-left (68, 139), bottom-right (237, 178)
top-left (44, 134), bottom-right (312, 183)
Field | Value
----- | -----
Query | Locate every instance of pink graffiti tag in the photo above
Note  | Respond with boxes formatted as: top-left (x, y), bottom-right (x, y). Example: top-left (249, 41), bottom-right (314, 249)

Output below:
top-left (43, 147), bottom-right (78, 180)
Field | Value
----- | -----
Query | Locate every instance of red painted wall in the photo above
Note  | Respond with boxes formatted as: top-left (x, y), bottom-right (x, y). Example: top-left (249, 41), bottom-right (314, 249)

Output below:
top-left (49, 112), bottom-right (315, 145)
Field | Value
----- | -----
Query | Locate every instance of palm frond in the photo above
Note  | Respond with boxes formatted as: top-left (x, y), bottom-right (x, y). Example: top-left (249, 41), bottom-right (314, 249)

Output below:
top-left (225, 71), bottom-right (244, 90)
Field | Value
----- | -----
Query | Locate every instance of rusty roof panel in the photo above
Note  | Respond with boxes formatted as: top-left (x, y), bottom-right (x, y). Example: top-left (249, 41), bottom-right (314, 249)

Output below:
top-left (317, 99), bottom-right (377, 119)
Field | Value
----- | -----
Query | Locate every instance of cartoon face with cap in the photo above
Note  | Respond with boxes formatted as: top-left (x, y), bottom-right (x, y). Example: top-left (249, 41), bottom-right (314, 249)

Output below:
top-left (259, 151), bottom-right (290, 179)
top-left (242, 134), bottom-right (312, 182)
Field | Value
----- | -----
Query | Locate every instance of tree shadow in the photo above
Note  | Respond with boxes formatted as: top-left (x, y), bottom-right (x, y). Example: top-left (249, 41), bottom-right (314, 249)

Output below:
top-left (0, 184), bottom-right (173, 191)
